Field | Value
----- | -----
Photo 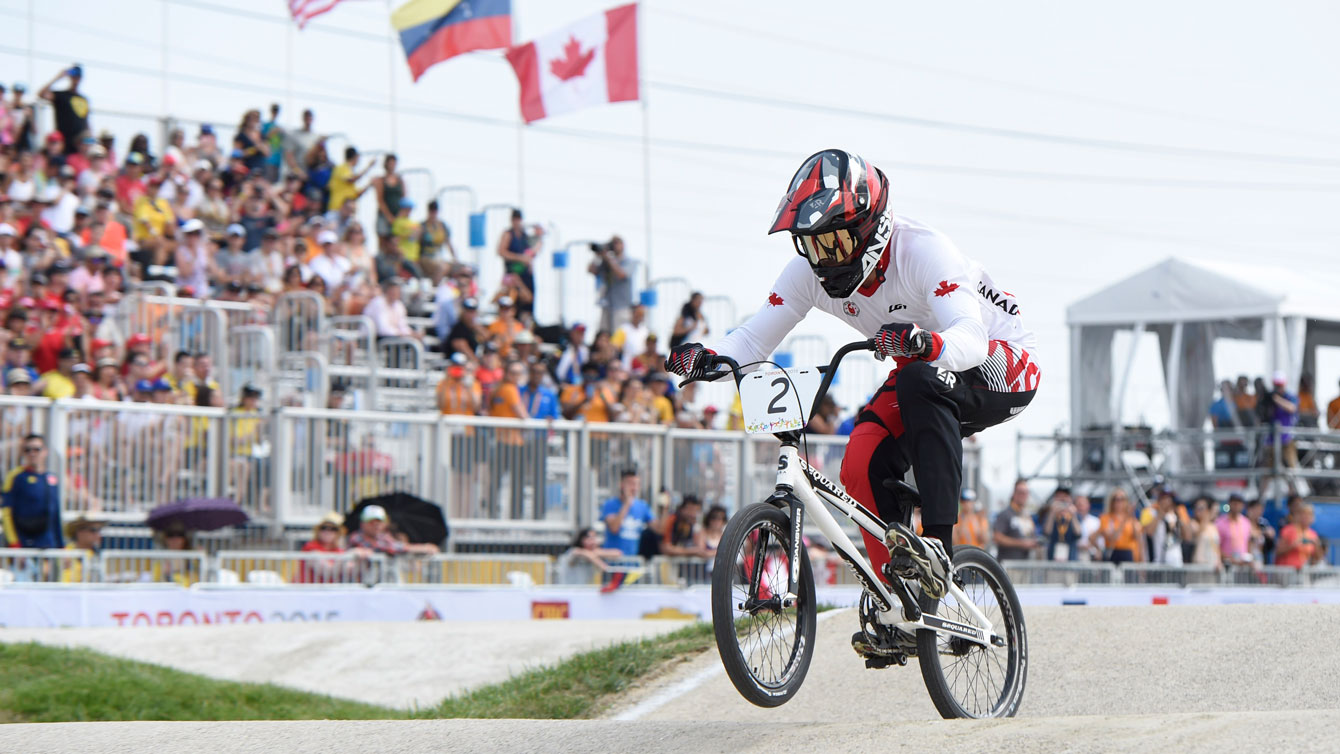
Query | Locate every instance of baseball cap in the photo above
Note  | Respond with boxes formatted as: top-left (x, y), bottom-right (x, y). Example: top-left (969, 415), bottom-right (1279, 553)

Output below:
top-left (571, 322), bottom-right (587, 332)
top-left (72, 363), bottom-right (91, 374)
top-left (127, 332), bottom-right (151, 348)
top-left (48, 259), bottom-right (73, 275)
top-left (45, 131), bottom-right (64, 145)
top-left (960, 489), bottom-right (977, 501)
top-left (703, 405), bottom-right (720, 415)
top-left (226, 223), bottom-right (246, 237)
top-left (1272, 370), bottom-right (1287, 385)
top-left (461, 297), bottom-right (479, 311)
top-left (181, 218), bottom-right (205, 234)
top-left (497, 296), bottom-right (514, 308)
top-left (151, 378), bottom-right (172, 392)
top-left (134, 379), bottom-right (153, 392)
top-left (513, 330), bottom-right (536, 345)
top-left (0, 223), bottom-right (15, 236)
top-left (241, 383), bottom-right (262, 398)
top-left (88, 144), bottom-right (107, 158)
top-left (200, 124), bottom-right (214, 136)
top-left (6, 368), bottom-right (31, 384)
top-left (449, 352), bottom-right (469, 367)
top-left (398, 198), bottom-right (415, 211)
top-left (363, 504), bottom-right (388, 521)
top-left (317, 230), bottom-right (338, 245)
top-left (96, 357), bottom-right (119, 370)
top-left (57, 347), bottom-right (78, 360)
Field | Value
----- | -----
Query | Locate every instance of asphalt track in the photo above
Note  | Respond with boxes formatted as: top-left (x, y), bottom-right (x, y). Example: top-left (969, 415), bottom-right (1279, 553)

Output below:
top-left (4, 604), bottom-right (1338, 753)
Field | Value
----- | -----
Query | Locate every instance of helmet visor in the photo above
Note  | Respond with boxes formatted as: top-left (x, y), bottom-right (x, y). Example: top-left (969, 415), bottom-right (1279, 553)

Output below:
top-left (794, 229), bottom-right (861, 268)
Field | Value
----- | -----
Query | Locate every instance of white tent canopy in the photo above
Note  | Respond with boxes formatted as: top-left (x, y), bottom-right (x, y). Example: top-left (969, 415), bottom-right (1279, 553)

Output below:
top-left (1067, 257), bottom-right (1340, 454)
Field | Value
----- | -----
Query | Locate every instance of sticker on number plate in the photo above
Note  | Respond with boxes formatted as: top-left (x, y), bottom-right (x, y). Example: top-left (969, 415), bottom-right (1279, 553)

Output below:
top-left (738, 367), bottom-right (824, 434)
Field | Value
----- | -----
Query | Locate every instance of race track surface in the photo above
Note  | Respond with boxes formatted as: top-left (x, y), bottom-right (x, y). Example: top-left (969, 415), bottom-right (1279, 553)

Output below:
top-left (5, 604), bottom-right (1337, 753)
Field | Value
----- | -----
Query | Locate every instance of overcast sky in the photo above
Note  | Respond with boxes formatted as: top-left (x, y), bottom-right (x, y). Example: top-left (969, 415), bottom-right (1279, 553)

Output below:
top-left (4, 0), bottom-right (1339, 494)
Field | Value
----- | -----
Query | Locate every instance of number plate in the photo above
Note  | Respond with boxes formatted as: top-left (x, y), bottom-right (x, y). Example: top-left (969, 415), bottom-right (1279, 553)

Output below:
top-left (738, 368), bottom-right (824, 435)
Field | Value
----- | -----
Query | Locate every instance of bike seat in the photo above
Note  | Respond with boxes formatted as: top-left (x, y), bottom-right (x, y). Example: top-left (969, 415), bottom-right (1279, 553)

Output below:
top-left (882, 479), bottom-right (922, 507)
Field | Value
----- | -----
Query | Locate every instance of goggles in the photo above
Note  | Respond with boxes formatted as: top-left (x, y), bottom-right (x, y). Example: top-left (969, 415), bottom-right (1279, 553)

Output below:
top-left (793, 229), bottom-right (861, 267)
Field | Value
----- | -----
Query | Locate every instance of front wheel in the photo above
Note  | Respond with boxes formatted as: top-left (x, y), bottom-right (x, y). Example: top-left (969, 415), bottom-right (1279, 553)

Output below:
top-left (916, 546), bottom-right (1028, 718)
top-left (711, 502), bottom-right (816, 707)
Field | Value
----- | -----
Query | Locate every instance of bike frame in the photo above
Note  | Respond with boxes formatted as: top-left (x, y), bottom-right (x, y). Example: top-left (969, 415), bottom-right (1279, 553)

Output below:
top-left (699, 338), bottom-right (1001, 649)
top-left (768, 442), bottom-right (997, 648)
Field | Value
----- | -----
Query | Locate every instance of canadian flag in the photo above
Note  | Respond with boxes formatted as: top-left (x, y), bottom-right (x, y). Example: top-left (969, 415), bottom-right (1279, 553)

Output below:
top-left (505, 3), bottom-right (639, 124)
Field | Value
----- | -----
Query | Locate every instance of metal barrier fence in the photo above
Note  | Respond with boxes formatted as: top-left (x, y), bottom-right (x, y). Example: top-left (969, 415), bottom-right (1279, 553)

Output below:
top-left (216, 550), bottom-right (390, 586)
top-left (1003, 561), bottom-right (1122, 586)
top-left (0, 548), bottom-right (93, 583)
top-left (440, 416), bottom-right (582, 528)
top-left (100, 550), bottom-right (209, 586)
top-left (1001, 560), bottom-right (1327, 587)
top-left (406, 554), bottom-right (552, 586)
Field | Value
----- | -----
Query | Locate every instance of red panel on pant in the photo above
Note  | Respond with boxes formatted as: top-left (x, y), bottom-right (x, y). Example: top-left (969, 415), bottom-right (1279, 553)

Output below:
top-left (840, 422), bottom-right (894, 582)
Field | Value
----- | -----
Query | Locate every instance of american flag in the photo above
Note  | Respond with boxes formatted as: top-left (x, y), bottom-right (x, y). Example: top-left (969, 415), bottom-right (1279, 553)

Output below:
top-left (288, 0), bottom-right (346, 29)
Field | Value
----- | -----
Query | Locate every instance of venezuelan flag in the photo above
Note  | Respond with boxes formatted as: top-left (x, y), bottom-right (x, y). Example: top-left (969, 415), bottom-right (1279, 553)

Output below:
top-left (393, 0), bottom-right (512, 81)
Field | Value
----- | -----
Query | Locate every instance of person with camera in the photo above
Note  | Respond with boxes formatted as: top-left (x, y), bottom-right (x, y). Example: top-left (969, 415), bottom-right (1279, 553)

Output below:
top-left (586, 235), bottom-right (638, 332)
top-left (1275, 501), bottom-right (1323, 568)
top-left (1041, 487), bottom-right (1083, 561)
top-left (1261, 371), bottom-right (1300, 473)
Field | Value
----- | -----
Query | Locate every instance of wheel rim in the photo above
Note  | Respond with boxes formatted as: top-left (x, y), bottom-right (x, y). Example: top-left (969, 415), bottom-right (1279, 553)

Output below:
top-left (726, 519), bottom-right (807, 691)
top-left (931, 561), bottom-right (1019, 717)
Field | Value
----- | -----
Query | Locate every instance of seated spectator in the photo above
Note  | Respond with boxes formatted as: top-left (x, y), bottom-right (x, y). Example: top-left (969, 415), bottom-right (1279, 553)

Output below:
top-left (61, 514), bottom-right (104, 582)
top-left (347, 504), bottom-right (438, 556)
top-left (558, 527), bottom-right (628, 584)
top-left (486, 296), bottom-right (524, 356)
top-left (91, 357), bottom-right (124, 400)
top-left (362, 278), bottom-right (414, 339)
top-left (520, 361), bottom-right (560, 420)
top-left (154, 522), bottom-right (200, 586)
top-left (445, 297), bottom-right (481, 360)
top-left (644, 373), bottom-right (675, 425)
top-left (661, 495), bottom-right (709, 558)
top-left (163, 350), bottom-right (195, 399)
top-left (554, 323), bottom-right (589, 384)
top-left (612, 303), bottom-right (649, 369)
top-left (561, 362), bottom-right (615, 421)
top-left (1275, 503), bottom-right (1323, 569)
top-left (34, 347), bottom-right (78, 399)
top-left (308, 229), bottom-right (351, 291)
top-left (298, 512), bottom-right (366, 584)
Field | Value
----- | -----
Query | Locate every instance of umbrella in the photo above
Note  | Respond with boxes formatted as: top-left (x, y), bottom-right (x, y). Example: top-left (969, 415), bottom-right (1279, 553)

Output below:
top-left (347, 492), bottom-right (448, 546)
top-left (146, 497), bottom-right (249, 532)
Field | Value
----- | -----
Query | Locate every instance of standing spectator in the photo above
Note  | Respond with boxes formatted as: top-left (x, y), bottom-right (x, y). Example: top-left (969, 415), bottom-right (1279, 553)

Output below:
top-left (631, 334), bottom-right (664, 376)
top-left (587, 236), bottom-right (638, 332)
top-left (192, 353), bottom-right (220, 395)
top-left (232, 109), bottom-right (270, 174)
top-left (496, 208), bottom-right (542, 319)
top-left (0, 434), bottom-right (62, 549)
top-left (992, 479), bottom-right (1039, 561)
top-left (37, 65), bottom-right (88, 155)
top-left (371, 154), bottom-right (405, 241)
top-left (1188, 497), bottom-right (1222, 568)
top-left (1042, 488), bottom-right (1082, 561)
top-left (1297, 374), bottom-right (1319, 427)
top-left (284, 109), bottom-right (319, 181)
top-left (555, 323), bottom-right (589, 384)
top-left (445, 297), bottom-right (482, 360)
top-left (374, 233), bottom-right (420, 283)
top-left (175, 219), bottom-right (210, 295)
top-left (1275, 502), bottom-right (1323, 569)
top-left (436, 353), bottom-right (480, 416)
top-left (612, 304), bottom-right (649, 370)
top-left (1073, 494), bottom-right (1102, 561)
top-left (1095, 487), bottom-right (1143, 563)
top-left (215, 223), bottom-right (260, 287)
top-left (601, 467), bottom-right (652, 557)
top-left (1145, 489), bottom-right (1189, 566)
top-left (493, 272), bottom-right (534, 313)
top-left (1263, 371), bottom-right (1299, 474)
top-left (669, 292), bottom-right (708, 349)
top-left (342, 223), bottom-right (374, 282)
top-left (1234, 375), bottom-right (1257, 426)
top-left (5, 83), bottom-right (35, 153)
top-left (520, 362), bottom-right (560, 420)
top-left (417, 199), bottom-right (456, 277)
top-left (1246, 498), bottom-right (1277, 564)
top-left (487, 361), bottom-right (529, 517)
top-left (391, 198), bottom-right (420, 267)
top-left (326, 147), bottom-right (370, 214)
top-left (1216, 493), bottom-right (1253, 566)
top-left (362, 279), bottom-right (414, 339)
top-left (1327, 377), bottom-right (1340, 431)
top-left (1209, 380), bottom-right (1239, 429)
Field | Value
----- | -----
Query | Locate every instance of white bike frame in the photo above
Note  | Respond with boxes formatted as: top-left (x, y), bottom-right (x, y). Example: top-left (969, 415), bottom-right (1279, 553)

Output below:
top-left (773, 444), bottom-right (999, 648)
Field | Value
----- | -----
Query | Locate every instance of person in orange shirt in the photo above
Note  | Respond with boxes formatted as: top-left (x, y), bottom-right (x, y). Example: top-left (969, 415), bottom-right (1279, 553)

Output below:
top-left (1094, 488), bottom-right (1144, 563)
top-left (1275, 503), bottom-right (1323, 568)
top-left (487, 361), bottom-right (529, 518)
top-left (485, 297), bottom-right (525, 358)
top-left (1327, 377), bottom-right (1340, 430)
top-left (561, 362), bottom-right (619, 422)
top-left (80, 202), bottom-right (128, 266)
top-left (436, 353), bottom-right (479, 416)
top-left (952, 489), bottom-right (989, 549)
top-left (1297, 374), bottom-right (1319, 427)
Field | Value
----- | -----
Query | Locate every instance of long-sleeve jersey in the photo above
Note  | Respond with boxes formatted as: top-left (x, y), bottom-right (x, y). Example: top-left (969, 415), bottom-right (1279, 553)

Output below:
top-left (712, 215), bottom-right (1037, 372)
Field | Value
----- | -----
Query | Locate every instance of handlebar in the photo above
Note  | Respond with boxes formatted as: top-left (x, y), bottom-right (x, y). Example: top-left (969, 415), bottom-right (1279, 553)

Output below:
top-left (677, 339), bottom-right (878, 418)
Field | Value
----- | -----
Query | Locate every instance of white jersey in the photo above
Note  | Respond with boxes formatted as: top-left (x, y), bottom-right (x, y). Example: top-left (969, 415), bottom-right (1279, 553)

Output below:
top-left (713, 215), bottom-right (1037, 373)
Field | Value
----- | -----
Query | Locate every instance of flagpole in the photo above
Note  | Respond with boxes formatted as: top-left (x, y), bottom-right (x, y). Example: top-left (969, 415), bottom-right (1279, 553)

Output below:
top-left (638, 3), bottom-right (651, 290)
top-left (514, 1), bottom-right (526, 208)
top-left (386, 0), bottom-right (399, 151)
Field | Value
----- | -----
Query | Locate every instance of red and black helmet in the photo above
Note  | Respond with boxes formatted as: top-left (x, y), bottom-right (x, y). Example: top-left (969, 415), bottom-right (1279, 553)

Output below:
top-left (768, 149), bottom-right (891, 298)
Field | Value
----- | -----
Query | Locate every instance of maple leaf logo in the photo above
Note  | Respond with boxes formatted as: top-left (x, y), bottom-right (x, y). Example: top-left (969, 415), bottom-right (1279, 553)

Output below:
top-left (767, 292), bottom-right (784, 307)
top-left (934, 280), bottom-right (959, 297)
top-left (549, 36), bottom-right (596, 82)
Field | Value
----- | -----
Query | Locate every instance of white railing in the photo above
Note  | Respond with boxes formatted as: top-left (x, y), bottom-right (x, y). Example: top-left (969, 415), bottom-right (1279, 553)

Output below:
top-left (0, 548), bottom-right (93, 583)
top-left (215, 550), bottom-right (390, 586)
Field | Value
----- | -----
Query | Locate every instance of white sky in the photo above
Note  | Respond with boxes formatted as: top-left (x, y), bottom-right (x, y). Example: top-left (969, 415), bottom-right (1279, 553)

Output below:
top-left (4, 0), bottom-right (1339, 495)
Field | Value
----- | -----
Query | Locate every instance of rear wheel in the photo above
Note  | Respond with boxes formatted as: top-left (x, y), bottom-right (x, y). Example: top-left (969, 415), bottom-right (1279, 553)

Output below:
top-left (916, 546), bottom-right (1028, 718)
top-left (710, 502), bottom-right (816, 707)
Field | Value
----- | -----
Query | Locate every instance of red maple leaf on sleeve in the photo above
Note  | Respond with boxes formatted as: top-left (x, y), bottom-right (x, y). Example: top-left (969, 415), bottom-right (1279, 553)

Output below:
top-left (933, 280), bottom-right (959, 297)
top-left (767, 292), bottom-right (784, 307)
top-left (549, 36), bottom-right (596, 81)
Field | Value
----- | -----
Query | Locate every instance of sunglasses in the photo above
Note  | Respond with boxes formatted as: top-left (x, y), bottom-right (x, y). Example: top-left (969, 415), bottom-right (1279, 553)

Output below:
top-left (317, 525), bottom-right (339, 532)
top-left (23, 446), bottom-right (43, 452)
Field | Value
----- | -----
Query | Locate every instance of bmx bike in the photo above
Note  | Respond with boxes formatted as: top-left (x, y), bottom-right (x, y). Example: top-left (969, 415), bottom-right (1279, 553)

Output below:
top-left (679, 339), bottom-right (1027, 719)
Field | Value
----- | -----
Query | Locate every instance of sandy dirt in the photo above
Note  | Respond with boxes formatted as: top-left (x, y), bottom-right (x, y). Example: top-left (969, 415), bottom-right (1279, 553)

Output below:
top-left (3, 604), bottom-right (1336, 752)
